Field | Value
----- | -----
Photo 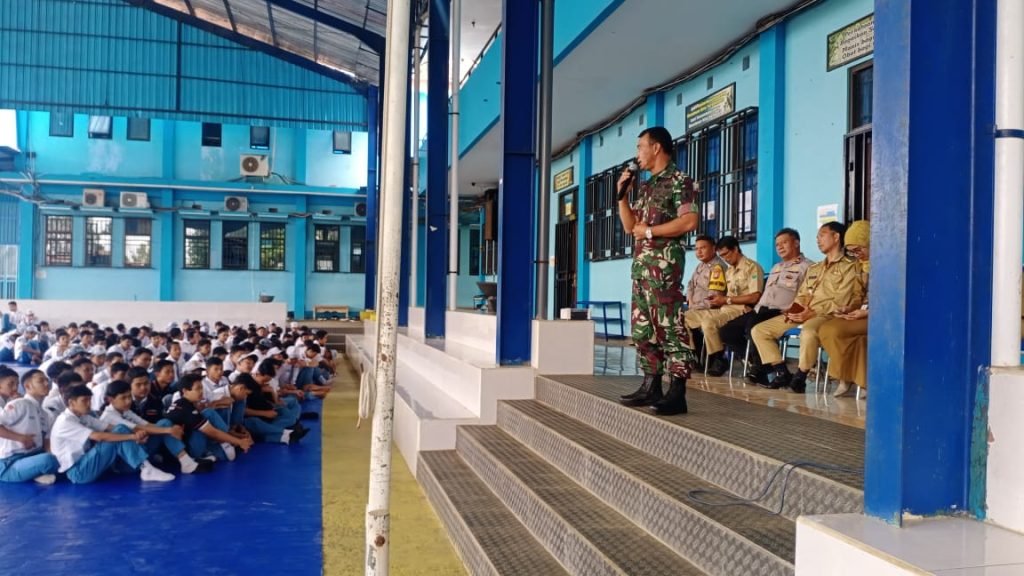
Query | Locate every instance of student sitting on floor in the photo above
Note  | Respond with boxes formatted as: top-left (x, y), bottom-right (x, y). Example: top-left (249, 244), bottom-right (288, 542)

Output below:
top-left (164, 374), bottom-right (253, 463)
top-left (50, 385), bottom-right (175, 484)
top-left (93, 351), bottom-right (123, 387)
top-left (0, 332), bottom-right (15, 363)
top-left (128, 368), bottom-right (166, 424)
top-left (146, 332), bottom-right (168, 358)
top-left (202, 357), bottom-right (243, 427)
top-left (90, 361), bottom-right (127, 414)
top-left (149, 360), bottom-right (177, 408)
top-left (236, 373), bottom-right (307, 445)
top-left (295, 343), bottom-right (332, 398)
top-left (251, 359), bottom-right (302, 426)
top-left (100, 380), bottom-right (212, 475)
top-left (14, 326), bottom-right (43, 365)
top-left (40, 330), bottom-right (73, 367)
top-left (131, 347), bottom-right (154, 371)
top-left (107, 334), bottom-right (135, 362)
top-left (0, 369), bottom-right (59, 484)
top-left (44, 371), bottom-right (83, 421)
top-left (0, 366), bottom-right (20, 408)
top-left (182, 339), bottom-right (211, 374)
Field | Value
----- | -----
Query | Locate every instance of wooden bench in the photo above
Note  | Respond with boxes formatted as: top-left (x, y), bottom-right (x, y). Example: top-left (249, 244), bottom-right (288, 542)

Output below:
top-left (314, 305), bottom-right (350, 321)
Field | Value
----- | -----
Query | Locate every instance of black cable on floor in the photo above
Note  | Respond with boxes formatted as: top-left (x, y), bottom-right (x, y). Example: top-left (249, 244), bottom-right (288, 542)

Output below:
top-left (685, 460), bottom-right (863, 516)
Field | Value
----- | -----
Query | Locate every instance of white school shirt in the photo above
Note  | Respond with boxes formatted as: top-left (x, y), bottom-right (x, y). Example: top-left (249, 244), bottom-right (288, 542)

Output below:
top-left (223, 357), bottom-right (237, 373)
top-left (90, 381), bottom-right (110, 413)
top-left (182, 352), bottom-right (206, 374)
top-left (0, 395), bottom-right (50, 459)
top-left (13, 336), bottom-right (36, 359)
top-left (41, 344), bottom-right (71, 364)
top-left (178, 340), bottom-right (196, 358)
top-left (202, 376), bottom-right (230, 402)
top-left (100, 405), bottom-right (148, 430)
top-left (42, 387), bottom-right (65, 421)
top-left (50, 409), bottom-right (107, 473)
top-left (147, 343), bottom-right (168, 358)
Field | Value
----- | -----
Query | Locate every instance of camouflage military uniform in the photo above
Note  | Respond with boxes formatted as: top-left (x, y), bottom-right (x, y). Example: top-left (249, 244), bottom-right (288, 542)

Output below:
top-left (630, 162), bottom-right (699, 379)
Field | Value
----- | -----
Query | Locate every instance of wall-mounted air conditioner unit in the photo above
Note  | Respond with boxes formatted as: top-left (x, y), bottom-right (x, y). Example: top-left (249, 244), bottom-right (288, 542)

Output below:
top-left (82, 188), bottom-right (105, 208)
top-left (240, 154), bottom-right (270, 177)
top-left (120, 191), bottom-right (149, 209)
top-left (224, 196), bottom-right (249, 213)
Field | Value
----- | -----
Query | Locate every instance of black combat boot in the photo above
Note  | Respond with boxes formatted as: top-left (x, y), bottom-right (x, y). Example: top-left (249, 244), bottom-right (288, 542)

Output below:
top-left (745, 362), bottom-right (770, 386)
top-left (620, 374), bottom-right (664, 407)
top-left (789, 370), bottom-right (809, 394)
top-left (760, 363), bottom-right (791, 389)
top-left (706, 352), bottom-right (729, 377)
top-left (651, 376), bottom-right (688, 416)
top-left (620, 373), bottom-right (662, 401)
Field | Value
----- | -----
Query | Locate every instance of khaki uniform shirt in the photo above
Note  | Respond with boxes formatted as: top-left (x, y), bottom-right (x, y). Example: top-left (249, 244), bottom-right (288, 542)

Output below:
top-left (796, 255), bottom-right (865, 315)
top-left (687, 257), bottom-right (727, 310)
top-left (723, 256), bottom-right (765, 312)
top-left (756, 255), bottom-right (814, 312)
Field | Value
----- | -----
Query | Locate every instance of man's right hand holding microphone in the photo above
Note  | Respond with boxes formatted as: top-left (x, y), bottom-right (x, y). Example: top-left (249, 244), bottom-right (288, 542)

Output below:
top-left (617, 162), bottom-right (638, 202)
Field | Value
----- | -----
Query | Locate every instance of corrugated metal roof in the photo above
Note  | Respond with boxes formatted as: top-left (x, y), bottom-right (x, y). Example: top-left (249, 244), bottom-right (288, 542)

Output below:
top-left (148, 0), bottom-right (387, 84)
top-left (0, 0), bottom-right (367, 130)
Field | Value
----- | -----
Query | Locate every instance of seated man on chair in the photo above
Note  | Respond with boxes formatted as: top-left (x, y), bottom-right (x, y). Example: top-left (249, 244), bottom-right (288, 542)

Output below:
top-left (682, 235), bottom-right (727, 362)
top-left (702, 236), bottom-right (765, 376)
top-left (749, 221), bottom-right (865, 393)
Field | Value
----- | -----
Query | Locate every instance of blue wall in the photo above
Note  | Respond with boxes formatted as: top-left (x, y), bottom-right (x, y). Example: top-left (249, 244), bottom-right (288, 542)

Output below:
top-left (783, 0), bottom-right (873, 247)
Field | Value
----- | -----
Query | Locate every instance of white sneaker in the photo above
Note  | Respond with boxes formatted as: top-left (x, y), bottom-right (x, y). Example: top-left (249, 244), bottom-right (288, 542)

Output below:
top-left (178, 453), bottom-right (199, 474)
top-left (33, 474), bottom-right (56, 485)
top-left (140, 461), bottom-right (174, 482)
top-left (220, 442), bottom-right (236, 462)
top-left (280, 429), bottom-right (292, 444)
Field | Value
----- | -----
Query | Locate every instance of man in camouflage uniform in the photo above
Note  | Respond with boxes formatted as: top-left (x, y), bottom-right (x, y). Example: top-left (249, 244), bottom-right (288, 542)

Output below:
top-left (616, 127), bottom-right (700, 416)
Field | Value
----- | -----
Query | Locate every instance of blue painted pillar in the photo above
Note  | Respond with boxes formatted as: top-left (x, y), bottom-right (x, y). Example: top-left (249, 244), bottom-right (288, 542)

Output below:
top-left (576, 136), bottom-right (592, 303)
top-left (16, 197), bottom-right (34, 299)
top-left (646, 92), bottom-right (664, 129)
top-left (425, 0), bottom-right (450, 338)
top-left (158, 189), bottom-right (174, 301)
top-left (399, 14), bottom-right (414, 328)
top-left (496, 0), bottom-right (539, 365)
top-left (756, 24), bottom-right (785, 268)
top-left (364, 86), bottom-right (380, 310)
top-left (866, 0), bottom-right (995, 523)
top-left (293, 195), bottom-right (308, 320)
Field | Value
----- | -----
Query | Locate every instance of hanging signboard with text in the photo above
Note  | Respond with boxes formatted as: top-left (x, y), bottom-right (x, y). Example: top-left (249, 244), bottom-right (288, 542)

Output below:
top-left (554, 167), bottom-right (574, 192)
top-left (827, 14), bottom-right (874, 71)
top-left (685, 84), bottom-right (735, 133)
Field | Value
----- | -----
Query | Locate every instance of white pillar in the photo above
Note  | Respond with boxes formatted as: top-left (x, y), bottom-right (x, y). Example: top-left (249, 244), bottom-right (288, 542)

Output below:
top-left (447, 0), bottom-right (461, 311)
top-left (410, 20), bottom-right (421, 307)
top-left (991, 0), bottom-right (1024, 366)
top-left (364, 0), bottom-right (411, 573)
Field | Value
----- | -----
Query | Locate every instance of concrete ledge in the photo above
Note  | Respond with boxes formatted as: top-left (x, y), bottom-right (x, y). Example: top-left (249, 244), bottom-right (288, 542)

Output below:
top-left (9, 299), bottom-right (286, 328)
top-left (407, 306), bottom-right (425, 342)
top-left (446, 310), bottom-right (495, 354)
top-left (796, 514), bottom-right (1024, 575)
top-left (531, 319), bottom-right (595, 375)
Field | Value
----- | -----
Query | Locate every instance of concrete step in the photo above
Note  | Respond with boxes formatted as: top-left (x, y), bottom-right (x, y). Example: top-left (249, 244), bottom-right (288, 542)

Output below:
top-left (534, 375), bottom-right (864, 519)
top-left (456, 425), bottom-right (707, 576)
top-left (498, 399), bottom-right (795, 576)
top-left (418, 451), bottom-right (570, 576)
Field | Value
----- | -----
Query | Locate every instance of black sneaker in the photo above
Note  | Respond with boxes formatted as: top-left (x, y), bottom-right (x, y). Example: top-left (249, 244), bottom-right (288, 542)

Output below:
top-left (289, 426), bottom-right (310, 445)
top-left (790, 370), bottom-right (809, 394)
top-left (745, 365), bottom-right (770, 386)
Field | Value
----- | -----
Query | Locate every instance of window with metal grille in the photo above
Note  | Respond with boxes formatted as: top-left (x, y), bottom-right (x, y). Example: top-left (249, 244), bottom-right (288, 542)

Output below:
top-left (469, 228), bottom-right (481, 276)
top-left (85, 217), bottom-right (112, 267)
top-left (222, 221), bottom-right (249, 270)
top-left (259, 222), bottom-right (286, 271)
top-left (677, 107), bottom-right (758, 246)
top-left (124, 218), bottom-right (152, 268)
top-left (845, 62), bottom-right (873, 223)
top-left (44, 215), bottom-right (73, 266)
top-left (183, 220), bottom-right (210, 269)
top-left (350, 225), bottom-right (365, 273)
top-left (314, 225), bottom-right (340, 272)
top-left (49, 112), bottom-right (74, 138)
top-left (127, 118), bottom-right (151, 142)
top-left (584, 161), bottom-right (635, 262)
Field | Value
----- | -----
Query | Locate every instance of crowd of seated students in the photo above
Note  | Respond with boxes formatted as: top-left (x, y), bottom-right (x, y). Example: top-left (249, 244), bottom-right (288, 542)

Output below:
top-left (625, 220), bottom-right (871, 407)
top-left (0, 315), bottom-right (340, 485)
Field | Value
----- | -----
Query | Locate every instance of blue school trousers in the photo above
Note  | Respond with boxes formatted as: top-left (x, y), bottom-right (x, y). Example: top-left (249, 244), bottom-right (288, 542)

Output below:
top-left (0, 451), bottom-right (59, 482)
top-left (65, 425), bottom-right (149, 484)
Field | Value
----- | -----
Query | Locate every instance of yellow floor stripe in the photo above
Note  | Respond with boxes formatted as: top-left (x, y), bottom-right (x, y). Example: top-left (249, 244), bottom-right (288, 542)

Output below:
top-left (322, 362), bottom-right (467, 576)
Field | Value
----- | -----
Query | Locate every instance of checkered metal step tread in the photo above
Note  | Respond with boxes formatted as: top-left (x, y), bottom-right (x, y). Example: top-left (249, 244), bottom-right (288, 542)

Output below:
top-left (540, 375), bottom-right (864, 489)
top-left (419, 450), bottom-right (570, 576)
top-left (458, 425), bottom-right (708, 576)
top-left (499, 399), bottom-right (796, 574)
top-left (535, 375), bottom-right (863, 518)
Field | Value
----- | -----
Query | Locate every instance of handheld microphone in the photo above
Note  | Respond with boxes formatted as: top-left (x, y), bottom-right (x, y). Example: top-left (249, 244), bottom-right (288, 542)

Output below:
top-left (617, 161), bottom-right (639, 201)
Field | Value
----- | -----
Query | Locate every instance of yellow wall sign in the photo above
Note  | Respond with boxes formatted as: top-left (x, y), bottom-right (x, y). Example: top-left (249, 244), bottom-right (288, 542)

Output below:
top-left (827, 14), bottom-right (874, 71)
top-left (554, 167), bottom-right (574, 191)
top-left (685, 84), bottom-right (735, 132)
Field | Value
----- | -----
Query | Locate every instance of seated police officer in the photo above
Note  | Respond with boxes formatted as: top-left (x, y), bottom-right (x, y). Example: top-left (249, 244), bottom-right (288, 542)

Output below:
top-left (701, 236), bottom-right (765, 376)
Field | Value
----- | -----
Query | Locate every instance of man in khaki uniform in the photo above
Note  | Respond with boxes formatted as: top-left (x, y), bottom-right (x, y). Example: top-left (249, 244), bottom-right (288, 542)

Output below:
top-left (683, 235), bottom-right (727, 361)
top-left (702, 236), bottom-right (764, 376)
top-left (750, 221), bottom-right (865, 393)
